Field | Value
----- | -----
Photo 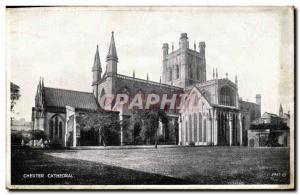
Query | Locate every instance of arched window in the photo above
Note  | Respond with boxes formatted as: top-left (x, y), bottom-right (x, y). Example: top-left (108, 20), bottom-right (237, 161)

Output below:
top-left (193, 113), bottom-right (197, 142)
top-left (169, 69), bottom-right (172, 81)
top-left (185, 120), bottom-right (188, 142)
top-left (55, 117), bottom-right (58, 136)
top-left (59, 122), bottom-right (63, 139)
top-left (203, 119), bottom-right (207, 142)
top-left (219, 86), bottom-right (235, 106)
top-left (188, 115), bottom-right (192, 142)
top-left (49, 120), bottom-right (53, 139)
top-left (176, 65), bottom-right (179, 79)
top-left (199, 113), bottom-right (202, 142)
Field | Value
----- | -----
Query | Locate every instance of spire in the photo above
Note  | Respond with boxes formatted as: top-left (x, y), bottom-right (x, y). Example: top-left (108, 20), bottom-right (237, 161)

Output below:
top-left (41, 77), bottom-right (44, 90)
top-left (147, 73), bottom-right (149, 81)
top-left (160, 76), bottom-right (161, 83)
top-left (235, 75), bottom-right (238, 85)
top-left (194, 41), bottom-right (196, 50)
top-left (216, 68), bottom-right (218, 79)
top-left (172, 42), bottom-right (174, 52)
top-left (226, 72), bottom-right (228, 79)
top-left (133, 69), bottom-right (135, 78)
top-left (93, 45), bottom-right (102, 71)
top-left (37, 77), bottom-right (41, 93)
top-left (106, 31), bottom-right (118, 62)
top-left (279, 104), bottom-right (283, 117)
top-left (213, 68), bottom-right (215, 79)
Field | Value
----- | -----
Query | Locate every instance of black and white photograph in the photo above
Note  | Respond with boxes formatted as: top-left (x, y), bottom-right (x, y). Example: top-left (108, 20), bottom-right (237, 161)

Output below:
top-left (6, 6), bottom-right (294, 190)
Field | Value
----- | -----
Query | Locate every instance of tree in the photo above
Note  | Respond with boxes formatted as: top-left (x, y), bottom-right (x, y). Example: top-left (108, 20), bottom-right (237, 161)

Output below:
top-left (138, 111), bottom-right (160, 148)
top-left (76, 112), bottom-right (120, 146)
top-left (10, 82), bottom-right (21, 112)
top-left (132, 110), bottom-right (169, 148)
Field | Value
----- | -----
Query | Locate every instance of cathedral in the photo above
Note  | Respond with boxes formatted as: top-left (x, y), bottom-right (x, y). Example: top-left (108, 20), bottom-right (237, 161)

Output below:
top-left (32, 32), bottom-right (261, 147)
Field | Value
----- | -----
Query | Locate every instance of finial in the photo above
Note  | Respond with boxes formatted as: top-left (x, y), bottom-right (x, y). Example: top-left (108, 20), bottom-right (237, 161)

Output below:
top-left (172, 42), bottom-right (174, 52)
top-left (213, 68), bottom-right (215, 79)
top-left (111, 31), bottom-right (114, 35)
top-left (133, 69), bottom-right (135, 78)
top-left (96, 44), bottom-right (98, 49)
top-left (194, 41), bottom-right (196, 50)
top-left (216, 68), bottom-right (218, 79)
top-left (147, 73), bottom-right (149, 81)
top-left (235, 75), bottom-right (238, 85)
top-left (160, 76), bottom-right (161, 83)
top-left (226, 72), bottom-right (228, 79)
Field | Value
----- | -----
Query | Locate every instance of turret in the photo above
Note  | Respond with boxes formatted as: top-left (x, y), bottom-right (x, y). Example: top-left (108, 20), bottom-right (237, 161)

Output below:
top-left (255, 94), bottom-right (261, 105)
top-left (102, 31), bottom-right (119, 103)
top-left (255, 94), bottom-right (262, 117)
top-left (33, 77), bottom-right (45, 131)
top-left (162, 43), bottom-right (169, 60)
top-left (106, 31), bottom-right (118, 75)
top-left (199, 41), bottom-right (206, 58)
top-left (179, 33), bottom-right (189, 49)
top-left (92, 45), bottom-right (102, 97)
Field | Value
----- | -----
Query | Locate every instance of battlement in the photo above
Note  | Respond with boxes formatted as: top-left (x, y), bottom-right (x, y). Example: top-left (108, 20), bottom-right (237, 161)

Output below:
top-left (117, 74), bottom-right (183, 91)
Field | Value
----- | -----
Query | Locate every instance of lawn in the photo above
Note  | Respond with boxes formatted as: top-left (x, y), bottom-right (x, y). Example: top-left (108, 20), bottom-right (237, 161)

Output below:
top-left (11, 146), bottom-right (290, 185)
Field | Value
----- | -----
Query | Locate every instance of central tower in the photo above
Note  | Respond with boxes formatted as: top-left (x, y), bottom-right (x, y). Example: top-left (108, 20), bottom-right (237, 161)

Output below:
top-left (162, 33), bottom-right (206, 88)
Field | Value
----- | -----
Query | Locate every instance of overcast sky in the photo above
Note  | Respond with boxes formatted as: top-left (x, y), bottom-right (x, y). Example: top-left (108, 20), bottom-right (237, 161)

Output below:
top-left (7, 7), bottom-right (293, 121)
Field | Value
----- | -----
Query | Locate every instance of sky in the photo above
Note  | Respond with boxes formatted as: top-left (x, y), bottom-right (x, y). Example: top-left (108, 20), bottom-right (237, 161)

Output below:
top-left (6, 6), bottom-right (294, 121)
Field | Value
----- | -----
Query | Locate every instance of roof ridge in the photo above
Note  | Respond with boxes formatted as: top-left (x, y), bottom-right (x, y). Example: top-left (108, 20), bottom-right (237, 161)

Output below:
top-left (44, 87), bottom-right (93, 94)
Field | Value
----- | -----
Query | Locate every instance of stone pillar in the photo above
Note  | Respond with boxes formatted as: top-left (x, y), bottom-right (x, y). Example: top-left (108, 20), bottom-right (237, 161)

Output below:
top-left (239, 113), bottom-right (243, 146)
top-left (229, 113), bottom-right (233, 146)
top-left (119, 114), bottom-right (123, 146)
top-left (73, 114), bottom-right (76, 147)
top-left (178, 115), bottom-right (182, 145)
top-left (214, 110), bottom-right (218, 146)
top-left (64, 119), bottom-right (68, 147)
top-left (207, 114), bottom-right (212, 145)
top-left (159, 119), bottom-right (163, 136)
top-left (65, 106), bottom-right (76, 147)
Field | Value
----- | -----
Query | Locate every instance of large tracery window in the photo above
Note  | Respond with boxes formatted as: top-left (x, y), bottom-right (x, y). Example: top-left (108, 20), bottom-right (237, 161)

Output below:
top-left (219, 86), bottom-right (235, 106)
top-left (49, 115), bottom-right (64, 140)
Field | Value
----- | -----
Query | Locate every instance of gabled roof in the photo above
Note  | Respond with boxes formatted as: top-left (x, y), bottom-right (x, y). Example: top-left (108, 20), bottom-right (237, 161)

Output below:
top-left (44, 87), bottom-right (99, 111)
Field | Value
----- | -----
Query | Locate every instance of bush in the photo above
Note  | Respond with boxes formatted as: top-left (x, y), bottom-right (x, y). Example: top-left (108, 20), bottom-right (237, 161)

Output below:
top-left (29, 130), bottom-right (47, 140)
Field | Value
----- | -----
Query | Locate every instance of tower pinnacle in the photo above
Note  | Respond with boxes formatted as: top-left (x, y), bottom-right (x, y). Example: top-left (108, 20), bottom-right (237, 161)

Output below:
top-left (92, 45), bottom-right (102, 71)
top-left (106, 31), bottom-right (118, 62)
top-left (279, 103), bottom-right (283, 117)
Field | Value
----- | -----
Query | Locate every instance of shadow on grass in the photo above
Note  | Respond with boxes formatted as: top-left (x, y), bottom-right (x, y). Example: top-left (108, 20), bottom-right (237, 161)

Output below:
top-left (11, 148), bottom-right (194, 185)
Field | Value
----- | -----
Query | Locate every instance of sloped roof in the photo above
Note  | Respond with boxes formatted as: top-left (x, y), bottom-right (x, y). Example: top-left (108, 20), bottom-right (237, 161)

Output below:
top-left (262, 112), bottom-right (279, 118)
top-left (44, 87), bottom-right (99, 111)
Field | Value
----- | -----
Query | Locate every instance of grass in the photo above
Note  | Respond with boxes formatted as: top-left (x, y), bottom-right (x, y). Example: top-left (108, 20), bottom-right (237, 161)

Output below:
top-left (11, 146), bottom-right (290, 185)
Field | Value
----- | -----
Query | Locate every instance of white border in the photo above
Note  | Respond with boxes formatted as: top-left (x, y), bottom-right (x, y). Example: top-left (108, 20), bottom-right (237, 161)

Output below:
top-left (1, 1), bottom-right (297, 192)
